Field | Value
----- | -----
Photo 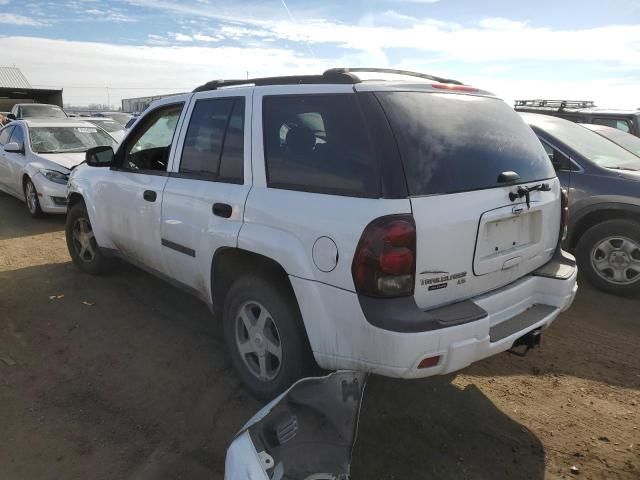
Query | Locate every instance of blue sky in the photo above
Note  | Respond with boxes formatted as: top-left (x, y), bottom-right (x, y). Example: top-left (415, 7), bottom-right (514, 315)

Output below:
top-left (1, 0), bottom-right (639, 108)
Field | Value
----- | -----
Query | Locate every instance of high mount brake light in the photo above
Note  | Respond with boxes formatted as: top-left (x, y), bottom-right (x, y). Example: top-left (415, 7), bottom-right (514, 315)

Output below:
top-left (431, 84), bottom-right (478, 92)
top-left (352, 215), bottom-right (416, 297)
top-left (560, 188), bottom-right (569, 242)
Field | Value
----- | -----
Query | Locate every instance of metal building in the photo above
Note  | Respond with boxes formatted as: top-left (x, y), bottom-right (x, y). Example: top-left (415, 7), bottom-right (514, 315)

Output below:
top-left (0, 67), bottom-right (63, 111)
top-left (121, 93), bottom-right (185, 114)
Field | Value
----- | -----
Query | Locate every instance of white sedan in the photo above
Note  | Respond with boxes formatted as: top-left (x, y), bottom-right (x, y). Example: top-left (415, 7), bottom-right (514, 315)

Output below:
top-left (0, 119), bottom-right (117, 217)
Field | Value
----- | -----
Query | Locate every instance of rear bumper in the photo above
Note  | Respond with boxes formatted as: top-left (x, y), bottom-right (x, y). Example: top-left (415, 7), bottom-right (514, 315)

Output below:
top-left (292, 250), bottom-right (577, 378)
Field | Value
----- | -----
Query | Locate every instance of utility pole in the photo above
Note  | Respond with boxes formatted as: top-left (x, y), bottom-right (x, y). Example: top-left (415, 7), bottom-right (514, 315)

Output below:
top-left (106, 86), bottom-right (110, 109)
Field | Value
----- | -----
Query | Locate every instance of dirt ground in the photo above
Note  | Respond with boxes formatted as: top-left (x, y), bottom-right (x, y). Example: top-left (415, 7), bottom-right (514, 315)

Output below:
top-left (0, 190), bottom-right (638, 480)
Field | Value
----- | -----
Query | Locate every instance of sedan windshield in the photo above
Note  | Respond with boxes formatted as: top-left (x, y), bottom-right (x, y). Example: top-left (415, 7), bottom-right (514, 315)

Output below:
top-left (590, 127), bottom-right (640, 159)
top-left (528, 115), bottom-right (640, 171)
top-left (29, 126), bottom-right (117, 153)
top-left (87, 119), bottom-right (123, 133)
top-left (21, 105), bottom-right (67, 119)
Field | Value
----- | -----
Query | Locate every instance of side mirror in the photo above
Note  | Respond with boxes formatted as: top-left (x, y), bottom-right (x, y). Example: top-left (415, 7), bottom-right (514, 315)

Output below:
top-left (7, 113), bottom-right (16, 121)
top-left (86, 145), bottom-right (114, 167)
top-left (4, 142), bottom-right (22, 153)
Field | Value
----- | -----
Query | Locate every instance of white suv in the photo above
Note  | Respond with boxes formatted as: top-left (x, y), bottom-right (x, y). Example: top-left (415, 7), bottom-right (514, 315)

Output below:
top-left (65, 68), bottom-right (578, 399)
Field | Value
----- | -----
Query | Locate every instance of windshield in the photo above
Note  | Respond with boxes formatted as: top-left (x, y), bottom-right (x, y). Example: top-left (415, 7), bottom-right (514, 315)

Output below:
top-left (88, 119), bottom-right (123, 133)
top-left (21, 105), bottom-right (67, 119)
top-left (591, 127), bottom-right (640, 160)
top-left (528, 116), bottom-right (640, 171)
top-left (29, 126), bottom-right (117, 153)
top-left (100, 113), bottom-right (131, 125)
top-left (377, 92), bottom-right (555, 195)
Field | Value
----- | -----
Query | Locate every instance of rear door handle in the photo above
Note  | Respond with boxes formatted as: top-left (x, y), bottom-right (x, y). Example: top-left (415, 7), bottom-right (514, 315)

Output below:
top-left (143, 190), bottom-right (157, 202)
top-left (212, 203), bottom-right (232, 218)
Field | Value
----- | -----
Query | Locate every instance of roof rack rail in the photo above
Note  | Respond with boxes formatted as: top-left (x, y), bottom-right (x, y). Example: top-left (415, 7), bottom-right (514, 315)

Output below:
top-left (514, 99), bottom-right (596, 110)
top-left (324, 67), bottom-right (463, 85)
top-left (193, 67), bottom-right (462, 92)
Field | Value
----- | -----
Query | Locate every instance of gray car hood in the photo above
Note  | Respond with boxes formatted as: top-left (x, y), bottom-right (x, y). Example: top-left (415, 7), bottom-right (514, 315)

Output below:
top-left (37, 152), bottom-right (86, 170)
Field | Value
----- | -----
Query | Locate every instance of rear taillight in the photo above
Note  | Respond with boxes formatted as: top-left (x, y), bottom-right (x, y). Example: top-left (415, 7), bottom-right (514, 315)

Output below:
top-left (352, 215), bottom-right (416, 297)
top-left (560, 188), bottom-right (569, 242)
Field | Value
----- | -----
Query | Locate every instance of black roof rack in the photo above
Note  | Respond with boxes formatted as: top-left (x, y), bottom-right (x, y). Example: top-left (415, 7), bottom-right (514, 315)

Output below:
top-left (514, 99), bottom-right (596, 111)
top-left (193, 67), bottom-right (463, 92)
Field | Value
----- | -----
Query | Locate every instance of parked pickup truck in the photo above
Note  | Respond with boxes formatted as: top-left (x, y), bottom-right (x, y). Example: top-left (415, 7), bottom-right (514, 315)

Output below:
top-left (65, 68), bottom-right (578, 399)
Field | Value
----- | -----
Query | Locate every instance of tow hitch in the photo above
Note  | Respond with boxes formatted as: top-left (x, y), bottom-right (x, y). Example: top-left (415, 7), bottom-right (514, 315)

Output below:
top-left (508, 329), bottom-right (542, 357)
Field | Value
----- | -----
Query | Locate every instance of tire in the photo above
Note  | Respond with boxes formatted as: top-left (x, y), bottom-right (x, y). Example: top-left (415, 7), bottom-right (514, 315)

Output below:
top-left (576, 219), bottom-right (640, 296)
top-left (223, 274), bottom-right (314, 400)
top-left (65, 201), bottom-right (112, 275)
top-left (23, 177), bottom-right (45, 218)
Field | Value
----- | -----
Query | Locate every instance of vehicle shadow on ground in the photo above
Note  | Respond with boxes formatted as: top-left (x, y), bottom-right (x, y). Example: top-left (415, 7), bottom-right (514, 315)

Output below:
top-left (352, 375), bottom-right (545, 480)
top-left (0, 192), bottom-right (66, 240)
top-left (466, 279), bottom-right (640, 391)
top-left (1, 260), bottom-right (546, 480)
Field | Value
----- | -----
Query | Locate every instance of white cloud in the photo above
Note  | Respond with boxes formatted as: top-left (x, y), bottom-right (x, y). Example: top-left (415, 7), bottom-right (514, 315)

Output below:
top-left (0, 13), bottom-right (47, 26)
top-left (3, 34), bottom-right (638, 110)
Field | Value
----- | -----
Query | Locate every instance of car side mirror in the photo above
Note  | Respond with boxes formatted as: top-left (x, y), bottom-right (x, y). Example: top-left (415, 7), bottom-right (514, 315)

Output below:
top-left (86, 145), bottom-right (114, 167)
top-left (4, 142), bottom-right (22, 153)
top-left (7, 113), bottom-right (16, 121)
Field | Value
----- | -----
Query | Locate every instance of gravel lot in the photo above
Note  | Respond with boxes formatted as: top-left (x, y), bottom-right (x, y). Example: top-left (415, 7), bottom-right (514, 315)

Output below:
top-left (0, 191), bottom-right (638, 480)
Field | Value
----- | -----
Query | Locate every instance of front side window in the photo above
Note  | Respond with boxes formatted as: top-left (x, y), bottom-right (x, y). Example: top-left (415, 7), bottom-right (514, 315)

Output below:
top-left (263, 94), bottom-right (379, 197)
top-left (29, 126), bottom-right (116, 153)
top-left (540, 139), bottom-right (575, 171)
top-left (121, 103), bottom-right (183, 172)
top-left (0, 125), bottom-right (14, 145)
top-left (8, 125), bottom-right (24, 150)
top-left (179, 97), bottom-right (245, 183)
top-left (592, 117), bottom-right (631, 134)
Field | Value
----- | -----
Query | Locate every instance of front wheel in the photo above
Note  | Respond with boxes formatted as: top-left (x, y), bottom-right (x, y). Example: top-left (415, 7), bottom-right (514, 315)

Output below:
top-left (65, 201), bottom-right (112, 275)
top-left (223, 274), bottom-right (314, 400)
top-left (576, 219), bottom-right (640, 296)
top-left (23, 177), bottom-right (44, 218)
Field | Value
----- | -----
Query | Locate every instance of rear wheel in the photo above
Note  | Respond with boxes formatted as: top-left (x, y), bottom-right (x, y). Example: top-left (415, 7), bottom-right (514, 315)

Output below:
top-left (65, 201), bottom-right (112, 275)
top-left (23, 177), bottom-right (44, 218)
top-left (223, 274), bottom-right (314, 400)
top-left (576, 219), bottom-right (640, 296)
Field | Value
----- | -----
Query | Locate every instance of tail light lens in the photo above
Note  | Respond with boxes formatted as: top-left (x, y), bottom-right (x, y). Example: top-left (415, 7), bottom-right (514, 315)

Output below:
top-left (560, 188), bottom-right (569, 242)
top-left (352, 215), bottom-right (416, 297)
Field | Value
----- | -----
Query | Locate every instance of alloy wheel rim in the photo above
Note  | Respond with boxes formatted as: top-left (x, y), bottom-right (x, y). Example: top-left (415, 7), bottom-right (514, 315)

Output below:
top-left (25, 181), bottom-right (37, 214)
top-left (72, 218), bottom-right (97, 262)
top-left (235, 301), bottom-right (283, 382)
top-left (591, 236), bottom-right (640, 285)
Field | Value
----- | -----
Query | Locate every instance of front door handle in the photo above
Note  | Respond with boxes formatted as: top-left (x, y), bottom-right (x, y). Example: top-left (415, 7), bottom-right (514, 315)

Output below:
top-left (143, 190), bottom-right (157, 202)
top-left (212, 202), bottom-right (232, 218)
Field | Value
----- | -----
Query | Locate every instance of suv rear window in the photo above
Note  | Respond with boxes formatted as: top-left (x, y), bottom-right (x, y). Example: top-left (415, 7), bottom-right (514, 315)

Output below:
top-left (376, 92), bottom-right (556, 195)
top-left (263, 94), bottom-right (379, 197)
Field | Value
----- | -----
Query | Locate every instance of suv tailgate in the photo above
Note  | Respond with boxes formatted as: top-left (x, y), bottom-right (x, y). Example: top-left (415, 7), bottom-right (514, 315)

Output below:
top-left (375, 91), bottom-right (559, 310)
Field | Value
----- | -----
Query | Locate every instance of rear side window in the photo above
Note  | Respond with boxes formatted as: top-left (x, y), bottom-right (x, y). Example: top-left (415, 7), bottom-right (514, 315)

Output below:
top-left (377, 92), bottom-right (556, 195)
top-left (180, 97), bottom-right (244, 183)
top-left (263, 94), bottom-right (379, 197)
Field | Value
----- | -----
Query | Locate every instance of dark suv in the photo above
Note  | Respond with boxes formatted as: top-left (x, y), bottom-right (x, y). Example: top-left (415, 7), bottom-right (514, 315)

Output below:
top-left (515, 100), bottom-right (640, 138)
top-left (522, 113), bottom-right (640, 296)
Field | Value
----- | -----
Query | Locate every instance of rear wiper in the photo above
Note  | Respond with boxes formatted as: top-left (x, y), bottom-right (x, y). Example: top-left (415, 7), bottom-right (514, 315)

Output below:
top-left (509, 183), bottom-right (551, 209)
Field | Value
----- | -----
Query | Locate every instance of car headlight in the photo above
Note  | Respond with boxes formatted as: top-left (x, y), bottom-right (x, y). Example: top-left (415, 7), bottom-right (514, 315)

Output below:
top-left (39, 169), bottom-right (70, 185)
